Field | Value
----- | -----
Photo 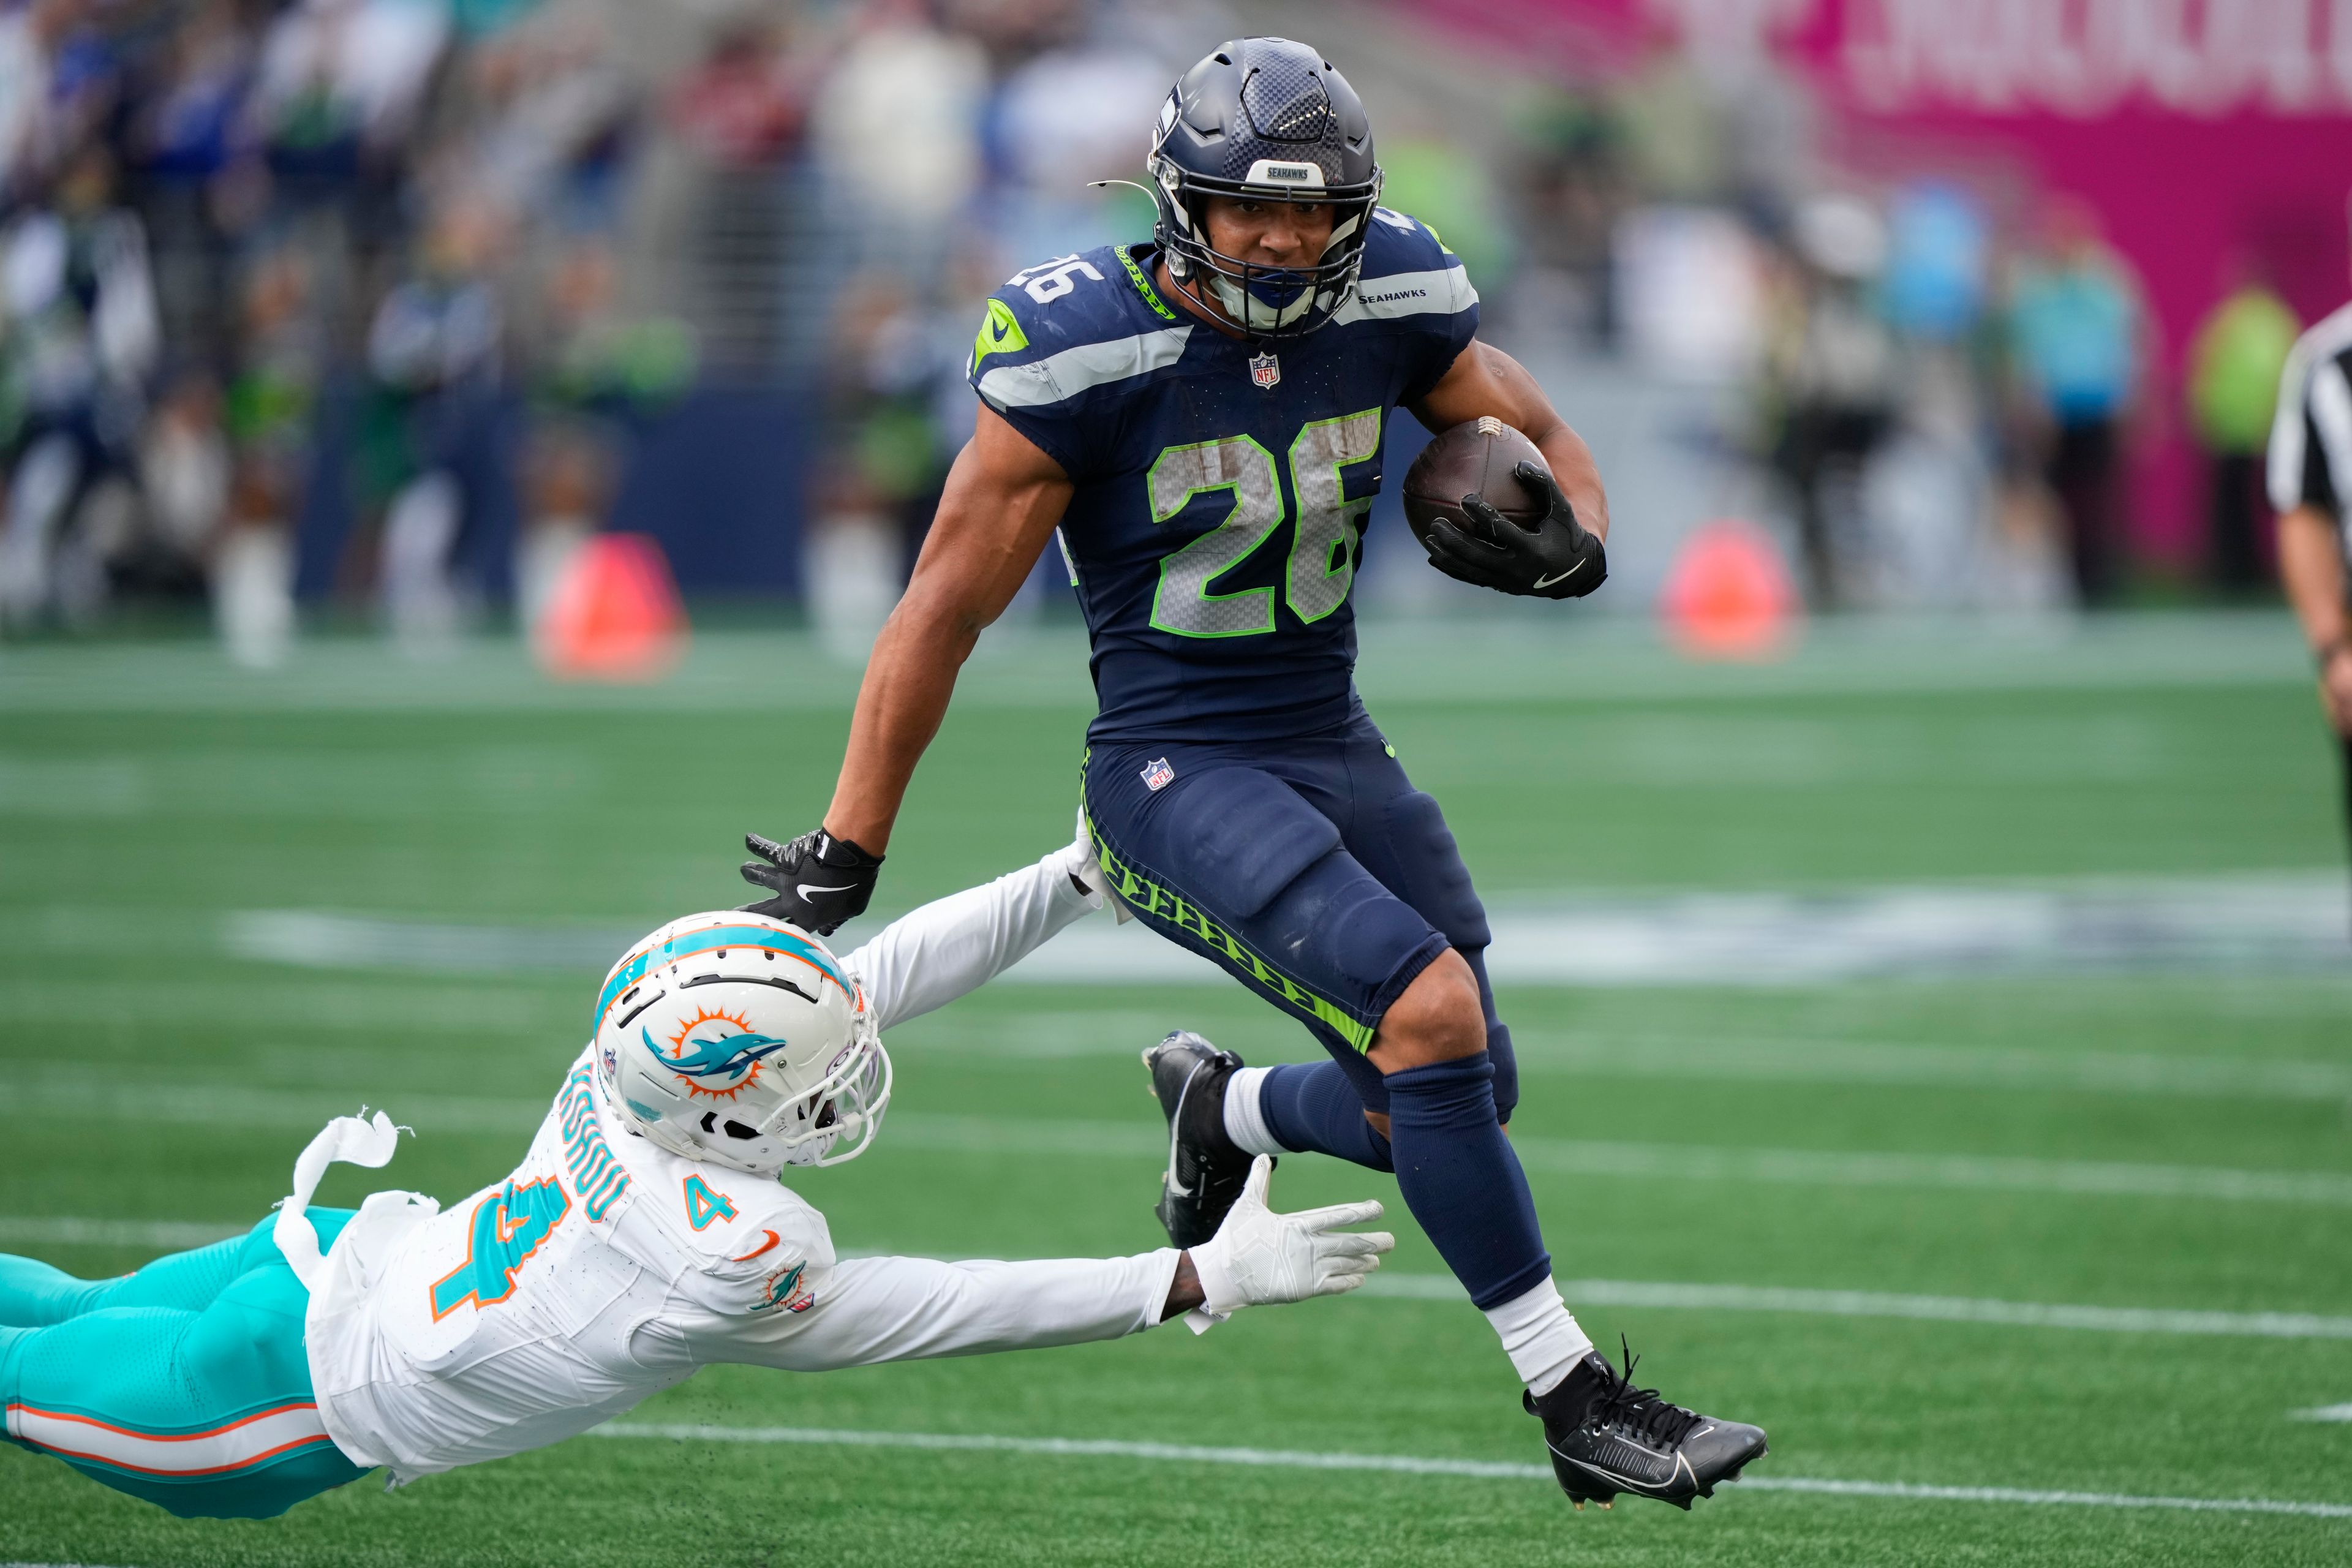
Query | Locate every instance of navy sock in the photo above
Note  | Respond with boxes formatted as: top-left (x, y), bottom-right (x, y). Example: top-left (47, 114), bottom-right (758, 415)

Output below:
top-left (1260, 1061), bottom-right (1393, 1172)
top-left (1384, 1050), bottom-right (1551, 1310)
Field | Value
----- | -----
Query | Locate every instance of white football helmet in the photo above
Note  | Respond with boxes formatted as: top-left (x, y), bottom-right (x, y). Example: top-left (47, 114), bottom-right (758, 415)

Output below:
top-left (591, 911), bottom-right (891, 1176)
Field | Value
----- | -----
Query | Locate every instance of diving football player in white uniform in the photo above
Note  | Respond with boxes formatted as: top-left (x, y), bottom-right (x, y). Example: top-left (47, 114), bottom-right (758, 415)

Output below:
top-left (0, 831), bottom-right (1391, 1518)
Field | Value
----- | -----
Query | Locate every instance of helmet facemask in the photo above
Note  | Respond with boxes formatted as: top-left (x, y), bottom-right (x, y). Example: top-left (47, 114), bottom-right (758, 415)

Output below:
top-left (762, 1009), bottom-right (891, 1169)
top-left (1152, 153), bottom-right (1380, 337)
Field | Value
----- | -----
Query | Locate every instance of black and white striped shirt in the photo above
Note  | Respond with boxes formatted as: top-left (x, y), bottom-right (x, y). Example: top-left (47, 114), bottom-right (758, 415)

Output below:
top-left (2269, 301), bottom-right (2352, 540)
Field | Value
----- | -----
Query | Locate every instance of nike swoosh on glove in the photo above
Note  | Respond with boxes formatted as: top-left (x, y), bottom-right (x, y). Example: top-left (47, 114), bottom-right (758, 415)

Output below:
top-left (739, 829), bottom-right (884, 935)
top-left (1425, 459), bottom-right (1607, 600)
top-left (1183, 1155), bottom-right (1393, 1333)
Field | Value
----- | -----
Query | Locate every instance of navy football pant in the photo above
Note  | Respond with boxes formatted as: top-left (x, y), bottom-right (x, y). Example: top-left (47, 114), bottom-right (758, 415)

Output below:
top-left (1084, 712), bottom-right (1517, 1120)
top-left (1086, 714), bottom-right (1552, 1309)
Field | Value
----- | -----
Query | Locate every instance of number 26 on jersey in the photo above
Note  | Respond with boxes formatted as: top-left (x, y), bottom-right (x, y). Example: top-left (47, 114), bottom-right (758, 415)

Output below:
top-left (1145, 409), bottom-right (1381, 638)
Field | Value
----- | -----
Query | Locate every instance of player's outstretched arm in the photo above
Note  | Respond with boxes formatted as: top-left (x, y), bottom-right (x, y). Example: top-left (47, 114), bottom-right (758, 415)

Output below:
top-left (840, 817), bottom-right (1110, 1036)
top-left (714, 1159), bottom-right (1389, 1371)
top-left (741, 408), bottom-right (1072, 933)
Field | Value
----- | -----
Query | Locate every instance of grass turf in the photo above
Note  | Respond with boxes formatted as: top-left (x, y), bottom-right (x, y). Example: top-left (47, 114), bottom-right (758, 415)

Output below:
top-left (3, 618), bottom-right (2351, 1566)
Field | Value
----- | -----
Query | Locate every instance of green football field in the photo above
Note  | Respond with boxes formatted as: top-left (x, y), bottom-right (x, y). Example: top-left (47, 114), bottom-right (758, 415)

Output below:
top-left (6, 612), bottom-right (2352, 1566)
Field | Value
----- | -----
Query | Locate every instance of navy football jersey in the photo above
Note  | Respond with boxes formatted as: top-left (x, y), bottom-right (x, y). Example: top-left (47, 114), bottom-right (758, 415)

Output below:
top-left (967, 211), bottom-right (1478, 744)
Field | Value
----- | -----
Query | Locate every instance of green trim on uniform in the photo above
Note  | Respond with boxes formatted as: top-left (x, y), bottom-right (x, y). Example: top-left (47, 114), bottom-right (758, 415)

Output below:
top-left (1083, 809), bottom-right (1376, 1052)
top-left (1119, 246), bottom-right (1179, 322)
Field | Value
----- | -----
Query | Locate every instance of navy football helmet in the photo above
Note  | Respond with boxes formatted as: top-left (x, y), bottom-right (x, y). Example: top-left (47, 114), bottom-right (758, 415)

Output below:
top-left (1147, 37), bottom-right (1382, 339)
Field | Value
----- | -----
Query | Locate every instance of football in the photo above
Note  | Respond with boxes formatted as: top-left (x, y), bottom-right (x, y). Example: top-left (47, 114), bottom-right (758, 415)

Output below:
top-left (1401, 416), bottom-right (1551, 550)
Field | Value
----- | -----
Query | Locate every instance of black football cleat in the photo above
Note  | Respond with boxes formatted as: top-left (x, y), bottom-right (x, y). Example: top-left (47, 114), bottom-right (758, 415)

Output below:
top-left (1527, 1339), bottom-right (1768, 1512)
top-left (1141, 1031), bottom-right (1255, 1248)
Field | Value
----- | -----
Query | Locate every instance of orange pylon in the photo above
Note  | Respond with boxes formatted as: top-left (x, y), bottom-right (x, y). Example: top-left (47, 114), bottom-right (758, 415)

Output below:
top-left (532, 532), bottom-right (688, 682)
top-left (1659, 519), bottom-right (1799, 660)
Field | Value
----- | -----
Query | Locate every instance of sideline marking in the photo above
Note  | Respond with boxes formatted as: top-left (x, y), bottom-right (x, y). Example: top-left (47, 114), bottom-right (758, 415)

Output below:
top-left (592, 1422), bottom-right (2352, 1519)
top-left (2290, 1404), bottom-right (2352, 1422)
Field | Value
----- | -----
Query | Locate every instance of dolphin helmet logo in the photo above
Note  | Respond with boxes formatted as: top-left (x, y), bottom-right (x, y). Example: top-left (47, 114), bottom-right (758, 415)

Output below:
top-left (647, 1006), bottom-right (792, 1101)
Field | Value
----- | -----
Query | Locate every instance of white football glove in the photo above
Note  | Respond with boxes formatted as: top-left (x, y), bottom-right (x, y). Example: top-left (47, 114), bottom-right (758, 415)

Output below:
top-left (1063, 806), bottom-right (1130, 923)
top-left (1183, 1155), bottom-right (1392, 1333)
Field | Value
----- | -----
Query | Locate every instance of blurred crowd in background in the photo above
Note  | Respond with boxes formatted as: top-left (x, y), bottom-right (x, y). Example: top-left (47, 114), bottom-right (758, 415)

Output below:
top-left (0, 0), bottom-right (2340, 665)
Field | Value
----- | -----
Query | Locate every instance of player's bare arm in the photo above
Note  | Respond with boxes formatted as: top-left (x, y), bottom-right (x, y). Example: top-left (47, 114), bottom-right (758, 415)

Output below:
top-left (2278, 500), bottom-right (2352, 732)
top-left (1409, 342), bottom-right (1610, 600)
top-left (823, 407), bottom-right (1071, 854)
top-left (1412, 339), bottom-right (1608, 542)
top-left (739, 407), bottom-right (1072, 929)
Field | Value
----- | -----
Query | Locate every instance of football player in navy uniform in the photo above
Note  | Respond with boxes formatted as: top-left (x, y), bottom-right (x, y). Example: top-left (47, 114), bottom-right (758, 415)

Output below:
top-left (743, 37), bottom-right (1766, 1510)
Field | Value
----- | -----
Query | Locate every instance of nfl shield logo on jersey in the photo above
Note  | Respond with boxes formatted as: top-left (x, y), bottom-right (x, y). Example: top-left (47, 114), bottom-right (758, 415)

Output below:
top-left (1140, 758), bottom-right (1175, 792)
top-left (1249, 352), bottom-right (1281, 389)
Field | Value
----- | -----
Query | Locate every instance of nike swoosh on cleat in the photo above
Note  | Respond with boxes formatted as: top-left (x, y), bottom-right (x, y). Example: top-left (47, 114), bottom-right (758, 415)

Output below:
top-left (1164, 1063), bottom-right (1201, 1197)
top-left (1547, 1444), bottom-right (1692, 1498)
top-left (1532, 561), bottom-right (1587, 590)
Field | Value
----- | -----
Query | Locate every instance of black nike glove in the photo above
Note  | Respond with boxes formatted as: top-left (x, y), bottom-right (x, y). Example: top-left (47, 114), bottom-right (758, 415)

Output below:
top-left (1424, 460), bottom-right (1607, 600)
top-left (738, 829), bottom-right (884, 935)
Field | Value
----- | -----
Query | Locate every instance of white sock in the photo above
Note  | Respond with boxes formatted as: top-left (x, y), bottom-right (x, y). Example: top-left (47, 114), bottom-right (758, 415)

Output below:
top-left (1483, 1276), bottom-right (1593, 1397)
top-left (1220, 1066), bottom-right (1286, 1156)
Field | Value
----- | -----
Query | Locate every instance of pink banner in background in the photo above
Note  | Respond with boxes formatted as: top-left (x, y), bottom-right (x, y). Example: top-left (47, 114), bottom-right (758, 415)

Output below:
top-left (1434, 0), bottom-right (2352, 569)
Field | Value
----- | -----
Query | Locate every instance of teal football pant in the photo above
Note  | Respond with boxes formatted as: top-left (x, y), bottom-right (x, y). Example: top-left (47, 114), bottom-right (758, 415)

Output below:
top-left (0, 1210), bottom-right (370, 1518)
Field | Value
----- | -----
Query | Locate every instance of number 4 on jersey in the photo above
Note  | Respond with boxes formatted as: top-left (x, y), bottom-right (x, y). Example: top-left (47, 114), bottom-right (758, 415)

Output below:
top-left (683, 1174), bottom-right (737, 1231)
top-left (1145, 409), bottom-right (1381, 638)
top-left (430, 1178), bottom-right (570, 1319)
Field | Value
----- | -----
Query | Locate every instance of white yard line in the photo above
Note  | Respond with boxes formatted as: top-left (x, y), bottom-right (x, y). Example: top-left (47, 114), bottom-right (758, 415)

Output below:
top-left (218, 870), bottom-right (2352, 988)
top-left (9, 1212), bottom-right (2343, 1343)
top-left (1369, 1274), bottom-right (2352, 1340)
top-left (0, 615), bottom-right (2308, 716)
top-left (0, 1080), bottom-right (540, 1133)
top-left (0, 1216), bottom-right (249, 1249)
top-left (1498, 1135), bottom-right (2352, 1206)
top-left (1506, 1034), bottom-right (2352, 1102)
top-left (886, 1112), bottom-right (2352, 1207)
top-left (590, 1422), bottom-right (2352, 1520)
top-left (2290, 1404), bottom-right (2352, 1422)
top-left (8, 1076), bottom-right (2352, 1205)
top-left (900, 1020), bottom-right (2352, 1104)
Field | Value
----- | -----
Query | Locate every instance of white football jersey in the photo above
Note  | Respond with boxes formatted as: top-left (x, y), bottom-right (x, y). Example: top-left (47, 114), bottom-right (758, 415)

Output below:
top-left (289, 848), bottom-right (1180, 1480)
top-left (304, 1049), bottom-right (836, 1475)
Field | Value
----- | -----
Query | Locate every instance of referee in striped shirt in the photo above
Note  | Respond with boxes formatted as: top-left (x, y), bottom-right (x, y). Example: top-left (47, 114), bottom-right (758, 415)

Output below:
top-left (2272, 301), bottom-right (2352, 850)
